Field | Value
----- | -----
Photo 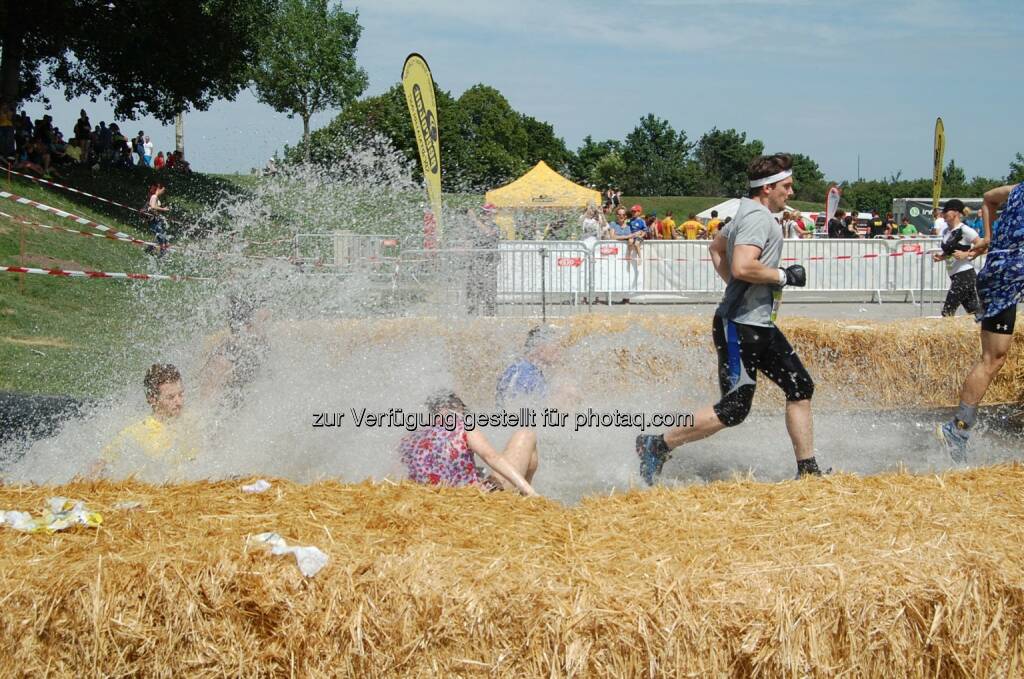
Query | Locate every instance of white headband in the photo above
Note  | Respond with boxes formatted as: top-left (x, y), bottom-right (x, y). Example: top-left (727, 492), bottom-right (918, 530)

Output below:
top-left (748, 169), bottom-right (793, 188)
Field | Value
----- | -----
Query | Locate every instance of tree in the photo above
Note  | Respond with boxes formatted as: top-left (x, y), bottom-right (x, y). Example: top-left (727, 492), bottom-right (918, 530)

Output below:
top-left (1, 0), bottom-right (275, 119)
top-left (252, 0), bottom-right (368, 160)
top-left (942, 159), bottom-right (967, 195)
top-left (620, 114), bottom-right (693, 196)
top-left (1009, 152), bottom-right (1024, 184)
top-left (694, 128), bottom-right (763, 197)
top-left (569, 136), bottom-right (622, 186)
top-left (520, 115), bottom-right (572, 175)
top-left (788, 152), bottom-right (827, 203)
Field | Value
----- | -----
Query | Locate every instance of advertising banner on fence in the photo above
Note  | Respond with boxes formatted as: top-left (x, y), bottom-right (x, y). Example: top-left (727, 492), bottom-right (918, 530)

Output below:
top-left (933, 117), bottom-right (945, 211)
top-left (402, 54), bottom-right (443, 236)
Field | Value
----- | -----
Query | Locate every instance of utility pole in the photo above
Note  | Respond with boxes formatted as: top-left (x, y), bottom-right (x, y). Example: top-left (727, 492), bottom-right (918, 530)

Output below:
top-left (174, 113), bottom-right (184, 156)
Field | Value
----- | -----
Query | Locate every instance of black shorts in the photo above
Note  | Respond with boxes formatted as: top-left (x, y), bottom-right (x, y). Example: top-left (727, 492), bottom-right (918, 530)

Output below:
top-left (942, 269), bottom-right (980, 317)
top-left (711, 315), bottom-right (814, 426)
top-left (981, 305), bottom-right (1016, 335)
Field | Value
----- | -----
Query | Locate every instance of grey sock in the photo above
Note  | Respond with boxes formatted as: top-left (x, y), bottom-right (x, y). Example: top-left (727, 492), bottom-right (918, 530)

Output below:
top-left (954, 402), bottom-right (977, 429)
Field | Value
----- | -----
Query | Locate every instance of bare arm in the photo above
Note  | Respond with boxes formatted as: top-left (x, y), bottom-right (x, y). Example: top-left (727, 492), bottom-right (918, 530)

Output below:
top-left (730, 244), bottom-right (782, 285)
top-left (973, 184), bottom-right (1016, 257)
top-left (709, 233), bottom-right (730, 283)
top-left (465, 429), bottom-right (537, 496)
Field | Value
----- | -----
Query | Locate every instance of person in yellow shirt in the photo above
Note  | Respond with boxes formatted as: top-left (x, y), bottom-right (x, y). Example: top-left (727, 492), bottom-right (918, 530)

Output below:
top-left (705, 210), bottom-right (722, 238)
top-left (678, 214), bottom-right (703, 240)
top-left (660, 211), bottom-right (677, 240)
top-left (96, 364), bottom-right (198, 479)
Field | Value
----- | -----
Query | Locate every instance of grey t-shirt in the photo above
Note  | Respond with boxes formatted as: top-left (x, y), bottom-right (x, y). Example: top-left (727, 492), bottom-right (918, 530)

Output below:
top-left (715, 198), bottom-right (784, 326)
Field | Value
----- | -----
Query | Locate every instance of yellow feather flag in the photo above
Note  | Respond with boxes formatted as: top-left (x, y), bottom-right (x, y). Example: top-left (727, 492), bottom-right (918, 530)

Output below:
top-left (402, 54), bottom-right (443, 236)
top-left (932, 117), bottom-right (945, 212)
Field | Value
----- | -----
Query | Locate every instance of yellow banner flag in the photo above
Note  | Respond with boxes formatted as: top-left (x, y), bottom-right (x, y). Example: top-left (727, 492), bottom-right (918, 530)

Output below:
top-left (932, 117), bottom-right (945, 211)
top-left (402, 54), bottom-right (442, 235)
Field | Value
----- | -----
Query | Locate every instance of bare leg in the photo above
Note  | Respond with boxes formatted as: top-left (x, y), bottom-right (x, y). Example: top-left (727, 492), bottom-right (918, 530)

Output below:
top-left (664, 405), bottom-right (726, 449)
top-left (960, 330), bottom-right (1011, 406)
top-left (785, 399), bottom-right (814, 461)
top-left (491, 429), bottom-right (538, 490)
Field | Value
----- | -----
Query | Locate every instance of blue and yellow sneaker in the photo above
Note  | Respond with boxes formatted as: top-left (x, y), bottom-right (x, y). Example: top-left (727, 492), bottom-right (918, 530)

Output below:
top-left (636, 434), bottom-right (671, 486)
top-left (937, 421), bottom-right (969, 464)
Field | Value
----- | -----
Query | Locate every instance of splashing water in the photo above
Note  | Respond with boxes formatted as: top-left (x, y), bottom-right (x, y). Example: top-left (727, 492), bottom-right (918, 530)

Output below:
top-left (3, 140), bottom-right (1024, 503)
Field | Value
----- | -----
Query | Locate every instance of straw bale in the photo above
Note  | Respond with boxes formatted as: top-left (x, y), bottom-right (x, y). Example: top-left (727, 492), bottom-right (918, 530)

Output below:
top-left (2, 466), bottom-right (1023, 677)
top-left (291, 314), bottom-right (1024, 408)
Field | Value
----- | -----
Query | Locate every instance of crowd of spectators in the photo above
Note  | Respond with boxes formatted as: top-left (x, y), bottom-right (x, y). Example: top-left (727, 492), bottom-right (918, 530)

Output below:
top-left (0, 104), bottom-right (191, 178)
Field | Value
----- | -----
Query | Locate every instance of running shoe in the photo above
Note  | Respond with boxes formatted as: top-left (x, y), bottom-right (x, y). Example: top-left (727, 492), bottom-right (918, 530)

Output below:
top-left (636, 435), bottom-right (671, 486)
top-left (937, 421), bottom-right (969, 464)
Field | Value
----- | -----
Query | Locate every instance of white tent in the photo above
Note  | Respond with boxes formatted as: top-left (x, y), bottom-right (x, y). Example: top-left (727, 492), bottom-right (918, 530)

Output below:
top-left (696, 198), bottom-right (809, 221)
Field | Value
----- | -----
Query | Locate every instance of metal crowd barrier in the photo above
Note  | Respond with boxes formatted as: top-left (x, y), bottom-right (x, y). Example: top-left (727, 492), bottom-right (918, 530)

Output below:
top-left (301, 237), bottom-right (975, 318)
top-left (293, 232), bottom-right (399, 269)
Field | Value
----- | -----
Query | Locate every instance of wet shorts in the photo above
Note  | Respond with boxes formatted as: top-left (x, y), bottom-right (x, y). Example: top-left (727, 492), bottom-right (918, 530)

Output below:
top-left (981, 305), bottom-right (1017, 335)
top-left (711, 314), bottom-right (815, 427)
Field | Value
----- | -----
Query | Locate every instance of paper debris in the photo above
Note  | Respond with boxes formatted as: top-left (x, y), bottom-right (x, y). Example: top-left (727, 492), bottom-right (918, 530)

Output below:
top-left (247, 532), bottom-right (328, 577)
top-left (241, 479), bottom-right (272, 494)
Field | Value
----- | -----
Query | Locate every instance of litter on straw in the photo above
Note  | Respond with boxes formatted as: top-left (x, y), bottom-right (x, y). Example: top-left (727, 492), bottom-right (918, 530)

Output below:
top-left (247, 531), bottom-right (328, 577)
top-left (241, 479), bottom-right (272, 494)
top-left (0, 497), bottom-right (103, 533)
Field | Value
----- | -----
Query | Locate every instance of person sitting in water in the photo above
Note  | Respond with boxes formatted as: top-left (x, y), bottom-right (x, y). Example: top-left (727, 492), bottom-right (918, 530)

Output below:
top-left (94, 364), bottom-right (198, 479)
top-left (398, 391), bottom-right (539, 496)
top-left (200, 294), bottom-right (270, 409)
top-left (496, 325), bottom-right (562, 407)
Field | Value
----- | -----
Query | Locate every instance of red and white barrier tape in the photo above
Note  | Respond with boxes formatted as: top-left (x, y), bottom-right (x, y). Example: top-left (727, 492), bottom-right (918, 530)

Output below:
top-left (0, 265), bottom-right (199, 282)
top-left (0, 190), bottom-right (143, 242)
top-left (0, 209), bottom-right (160, 249)
top-left (4, 166), bottom-right (146, 216)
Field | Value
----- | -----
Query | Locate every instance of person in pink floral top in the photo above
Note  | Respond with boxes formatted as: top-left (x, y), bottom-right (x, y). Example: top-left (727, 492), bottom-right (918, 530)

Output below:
top-left (398, 391), bottom-right (539, 496)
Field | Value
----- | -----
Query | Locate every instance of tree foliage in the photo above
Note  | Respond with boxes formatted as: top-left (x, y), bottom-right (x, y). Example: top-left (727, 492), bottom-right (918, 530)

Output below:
top-left (1, 0), bottom-right (275, 120)
top-left (693, 128), bottom-right (763, 197)
top-left (619, 114), bottom-right (693, 196)
top-left (1008, 153), bottom-right (1024, 184)
top-left (251, 0), bottom-right (367, 159)
top-left (788, 152), bottom-right (827, 203)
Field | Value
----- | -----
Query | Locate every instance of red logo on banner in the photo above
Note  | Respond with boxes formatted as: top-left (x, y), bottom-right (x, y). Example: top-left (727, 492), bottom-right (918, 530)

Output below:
top-left (901, 243), bottom-right (922, 254)
top-left (381, 238), bottom-right (398, 247)
top-left (599, 245), bottom-right (619, 255)
top-left (557, 257), bottom-right (582, 267)
top-left (423, 211), bottom-right (437, 250)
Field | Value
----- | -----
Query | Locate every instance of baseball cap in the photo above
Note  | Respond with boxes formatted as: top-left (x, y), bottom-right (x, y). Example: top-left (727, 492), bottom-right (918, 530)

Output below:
top-left (942, 199), bottom-right (965, 214)
top-left (630, 204), bottom-right (643, 213)
top-left (482, 203), bottom-right (497, 213)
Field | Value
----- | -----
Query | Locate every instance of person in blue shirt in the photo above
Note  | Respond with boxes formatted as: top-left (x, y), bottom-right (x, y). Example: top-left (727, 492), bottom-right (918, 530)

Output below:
top-left (496, 326), bottom-right (561, 407)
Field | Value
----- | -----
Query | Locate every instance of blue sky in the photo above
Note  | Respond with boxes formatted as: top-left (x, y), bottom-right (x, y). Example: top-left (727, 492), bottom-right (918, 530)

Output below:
top-left (29, 0), bottom-right (1024, 183)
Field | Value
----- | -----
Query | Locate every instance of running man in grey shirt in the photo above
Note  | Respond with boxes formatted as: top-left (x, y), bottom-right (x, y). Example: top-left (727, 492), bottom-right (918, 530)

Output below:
top-left (636, 153), bottom-right (826, 483)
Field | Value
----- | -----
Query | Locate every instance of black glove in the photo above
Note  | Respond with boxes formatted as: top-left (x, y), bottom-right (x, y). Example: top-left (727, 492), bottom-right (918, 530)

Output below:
top-left (940, 227), bottom-right (971, 256)
top-left (779, 264), bottom-right (806, 287)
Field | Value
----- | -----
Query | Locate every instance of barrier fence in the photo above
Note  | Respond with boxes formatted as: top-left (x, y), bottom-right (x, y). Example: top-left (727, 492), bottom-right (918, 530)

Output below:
top-left (383, 238), bottom-right (966, 317)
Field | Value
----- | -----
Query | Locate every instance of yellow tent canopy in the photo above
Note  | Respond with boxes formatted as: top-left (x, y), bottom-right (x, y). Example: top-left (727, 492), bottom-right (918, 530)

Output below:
top-left (484, 161), bottom-right (601, 209)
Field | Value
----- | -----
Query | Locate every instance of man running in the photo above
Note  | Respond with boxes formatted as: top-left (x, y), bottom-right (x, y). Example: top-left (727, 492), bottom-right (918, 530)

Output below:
top-left (938, 183), bottom-right (1022, 462)
top-left (635, 153), bottom-right (824, 484)
top-left (933, 199), bottom-right (981, 317)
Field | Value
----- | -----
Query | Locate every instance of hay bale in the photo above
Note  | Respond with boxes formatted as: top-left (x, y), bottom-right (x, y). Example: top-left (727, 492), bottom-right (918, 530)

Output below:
top-left (2, 467), bottom-right (1023, 676)
top-left (286, 314), bottom-right (1024, 408)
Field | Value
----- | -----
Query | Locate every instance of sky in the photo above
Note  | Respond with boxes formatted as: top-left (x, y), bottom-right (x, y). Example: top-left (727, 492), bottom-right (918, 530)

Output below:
top-left (27, 0), bottom-right (1024, 184)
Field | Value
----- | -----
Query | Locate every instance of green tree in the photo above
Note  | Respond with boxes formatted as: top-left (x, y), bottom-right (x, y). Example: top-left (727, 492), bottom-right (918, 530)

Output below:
top-left (252, 0), bottom-right (368, 160)
top-left (789, 152), bottom-right (827, 203)
top-left (620, 114), bottom-right (693, 196)
top-left (1, 0), bottom-right (274, 119)
top-left (1008, 152), bottom-right (1024, 184)
top-left (521, 115), bottom-right (572, 175)
top-left (569, 136), bottom-right (621, 186)
top-left (591, 152), bottom-right (627, 191)
top-left (694, 128), bottom-right (763, 197)
top-left (942, 159), bottom-right (967, 195)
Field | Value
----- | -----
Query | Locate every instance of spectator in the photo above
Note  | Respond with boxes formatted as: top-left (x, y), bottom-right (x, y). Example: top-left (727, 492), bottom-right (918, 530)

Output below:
top-left (397, 391), bottom-right (539, 496)
top-left (898, 216), bottom-right (918, 236)
top-left (828, 209), bottom-right (849, 238)
top-left (580, 205), bottom-right (603, 243)
top-left (154, 151), bottom-right (166, 169)
top-left (610, 205), bottom-right (641, 289)
top-left (96, 121), bottom-right (112, 161)
top-left (143, 135), bottom-right (154, 167)
top-left (932, 207), bottom-right (947, 236)
top-left (15, 137), bottom-right (55, 177)
top-left (705, 210), bottom-right (722, 238)
top-left (73, 109), bottom-right (91, 164)
top-left (133, 131), bottom-right (146, 165)
top-left (868, 211), bottom-right (887, 238)
top-left (660, 211), bottom-right (677, 240)
top-left (679, 214), bottom-right (702, 240)
top-left (645, 213), bottom-right (661, 240)
top-left (170, 150), bottom-right (191, 173)
top-left (0, 101), bottom-right (14, 158)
